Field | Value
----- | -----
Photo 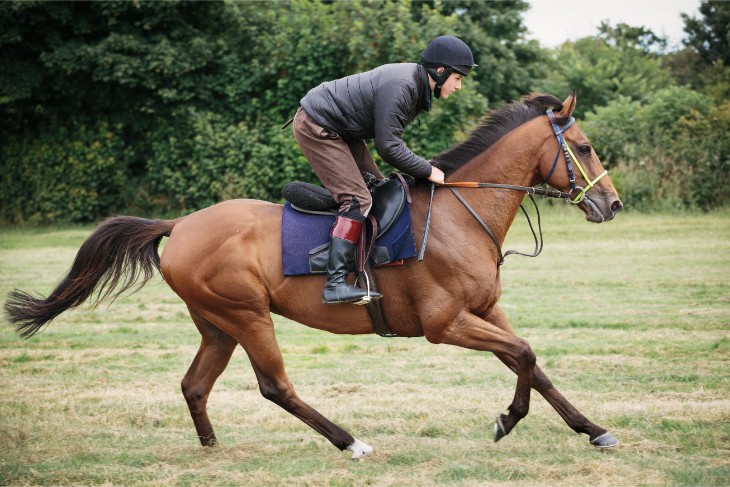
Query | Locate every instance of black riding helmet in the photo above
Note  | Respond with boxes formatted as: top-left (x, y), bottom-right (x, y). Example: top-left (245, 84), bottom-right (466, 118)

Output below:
top-left (420, 35), bottom-right (477, 98)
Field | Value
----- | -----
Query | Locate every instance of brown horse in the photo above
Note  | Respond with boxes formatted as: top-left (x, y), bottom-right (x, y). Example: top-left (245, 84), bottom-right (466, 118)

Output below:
top-left (5, 93), bottom-right (622, 458)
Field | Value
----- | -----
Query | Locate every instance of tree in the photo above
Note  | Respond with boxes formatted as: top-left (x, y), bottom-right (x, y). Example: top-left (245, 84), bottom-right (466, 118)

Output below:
top-left (682, 0), bottom-right (730, 66)
top-left (582, 87), bottom-right (729, 211)
top-left (535, 22), bottom-right (674, 117)
top-left (665, 1), bottom-right (730, 101)
top-left (0, 1), bottom-right (237, 133)
top-left (596, 21), bottom-right (667, 53)
top-left (3, 0), bottom-right (528, 223)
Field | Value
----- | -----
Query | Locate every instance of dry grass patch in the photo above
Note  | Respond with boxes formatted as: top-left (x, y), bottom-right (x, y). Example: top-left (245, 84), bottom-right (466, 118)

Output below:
top-left (1, 209), bottom-right (729, 486)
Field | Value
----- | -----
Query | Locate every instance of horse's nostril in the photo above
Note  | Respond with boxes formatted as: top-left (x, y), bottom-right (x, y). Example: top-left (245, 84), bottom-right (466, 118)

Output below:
top-left (611, 200), bottom-right (623, 213)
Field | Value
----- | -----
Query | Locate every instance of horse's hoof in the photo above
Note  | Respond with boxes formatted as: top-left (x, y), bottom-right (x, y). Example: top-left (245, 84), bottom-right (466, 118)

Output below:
top-left (590, 432), bottom-right (619, 448)
top-left (347, 438), bottom-right (373, 459)
top-left (493, 415), bottom-right (507, 442)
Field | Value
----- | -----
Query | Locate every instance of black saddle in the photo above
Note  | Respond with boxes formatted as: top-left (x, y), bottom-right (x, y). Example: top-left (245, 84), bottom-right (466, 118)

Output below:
top-left (282, 174), bottom-right (412, 236)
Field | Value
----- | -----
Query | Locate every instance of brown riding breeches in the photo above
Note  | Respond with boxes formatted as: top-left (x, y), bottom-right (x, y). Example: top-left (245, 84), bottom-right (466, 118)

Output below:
top-left (292, 107), bottom-right (383, 215)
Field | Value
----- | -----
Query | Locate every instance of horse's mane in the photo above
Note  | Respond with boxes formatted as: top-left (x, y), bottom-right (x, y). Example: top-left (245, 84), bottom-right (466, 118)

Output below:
top-left (432, 93), bottom-right (569, 175)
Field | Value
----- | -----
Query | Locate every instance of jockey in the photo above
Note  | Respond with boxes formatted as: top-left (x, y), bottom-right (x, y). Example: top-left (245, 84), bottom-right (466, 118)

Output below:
top-left (293, 35), bottom-right (477, 305)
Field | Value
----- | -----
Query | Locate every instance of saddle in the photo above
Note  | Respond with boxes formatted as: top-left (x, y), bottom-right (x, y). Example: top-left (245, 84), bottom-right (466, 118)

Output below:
top-left (280, 175), bottom-right (417, 338)
top-left (281, 174), bottom-right (417, 275)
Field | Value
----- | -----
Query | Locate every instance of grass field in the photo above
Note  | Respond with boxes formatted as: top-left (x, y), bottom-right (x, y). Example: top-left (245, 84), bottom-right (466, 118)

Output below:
top-left (1, 207), bottom-right (728, 486)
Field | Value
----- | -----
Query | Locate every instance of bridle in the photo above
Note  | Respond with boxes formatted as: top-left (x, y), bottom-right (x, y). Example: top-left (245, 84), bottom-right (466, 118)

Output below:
top-left (418, 110), bottom-right (609, 265)
top-left (545, 109), bottom-right (608, 204)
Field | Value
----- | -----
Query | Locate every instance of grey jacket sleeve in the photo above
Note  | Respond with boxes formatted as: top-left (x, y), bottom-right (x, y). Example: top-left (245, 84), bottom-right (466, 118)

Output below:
top-left (372, 80), bottom-right (433, 179)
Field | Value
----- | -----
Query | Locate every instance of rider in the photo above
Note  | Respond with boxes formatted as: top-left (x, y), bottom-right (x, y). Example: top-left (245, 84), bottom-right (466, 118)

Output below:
top-left (293, 35), bottom-right (477, 305)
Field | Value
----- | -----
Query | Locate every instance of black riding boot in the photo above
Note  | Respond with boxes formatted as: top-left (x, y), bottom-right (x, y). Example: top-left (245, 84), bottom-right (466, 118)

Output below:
top-left (322, 216), bottom-right (382, 304)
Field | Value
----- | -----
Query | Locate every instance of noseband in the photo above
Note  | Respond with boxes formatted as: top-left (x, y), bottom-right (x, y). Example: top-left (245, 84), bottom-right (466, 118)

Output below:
top-left (544, 110), bottom-right (608, 204)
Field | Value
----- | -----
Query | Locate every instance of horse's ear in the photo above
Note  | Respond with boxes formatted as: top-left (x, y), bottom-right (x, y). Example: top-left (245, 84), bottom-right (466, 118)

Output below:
top-left (559, 92), bottom-right (576, 118)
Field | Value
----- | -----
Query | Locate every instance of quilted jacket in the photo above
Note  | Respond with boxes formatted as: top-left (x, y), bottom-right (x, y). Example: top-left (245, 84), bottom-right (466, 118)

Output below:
top-left (300, 63), bottom-right (433, 179)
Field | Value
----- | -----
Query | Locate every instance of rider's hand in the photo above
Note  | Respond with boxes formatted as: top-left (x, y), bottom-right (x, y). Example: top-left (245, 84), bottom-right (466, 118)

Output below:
top-left (427, 165), bottom-right (445, 185)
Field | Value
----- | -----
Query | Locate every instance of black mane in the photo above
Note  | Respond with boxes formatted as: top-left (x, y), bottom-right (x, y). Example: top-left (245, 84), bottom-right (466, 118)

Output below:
top-left (432, 93), bottom-right (569, 175)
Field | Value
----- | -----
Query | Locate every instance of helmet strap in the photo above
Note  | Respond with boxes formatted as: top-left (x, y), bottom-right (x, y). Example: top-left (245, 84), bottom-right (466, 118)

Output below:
top-left (426, 66), bottom-right (453, 99)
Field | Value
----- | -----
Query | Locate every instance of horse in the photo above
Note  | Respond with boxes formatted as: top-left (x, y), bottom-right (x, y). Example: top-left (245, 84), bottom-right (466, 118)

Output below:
top-left (4, 93), bottom-right (623, 459)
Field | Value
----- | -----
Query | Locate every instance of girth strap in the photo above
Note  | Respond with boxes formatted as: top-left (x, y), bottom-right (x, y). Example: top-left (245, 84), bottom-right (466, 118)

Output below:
top-left (361, 266), bottom-right (398, 337)
top-left (356, 215), bottom-right (398, 337)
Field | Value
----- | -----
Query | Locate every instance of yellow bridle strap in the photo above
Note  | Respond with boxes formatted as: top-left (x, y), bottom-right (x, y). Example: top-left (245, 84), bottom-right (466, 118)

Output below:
top-left (563, 143), bottom-right (609, 203)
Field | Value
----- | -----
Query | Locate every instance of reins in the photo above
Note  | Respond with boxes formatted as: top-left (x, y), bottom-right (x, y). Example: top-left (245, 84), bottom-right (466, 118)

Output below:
top-left (417, 110), bottom-right (609, 266)
top-left (417, 182), bottom-right (562, 265)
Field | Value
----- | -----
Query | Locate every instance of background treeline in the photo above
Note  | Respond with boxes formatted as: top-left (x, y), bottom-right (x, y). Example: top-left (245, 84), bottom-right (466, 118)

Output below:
top-left (1, 0), bottom-right (728, 224)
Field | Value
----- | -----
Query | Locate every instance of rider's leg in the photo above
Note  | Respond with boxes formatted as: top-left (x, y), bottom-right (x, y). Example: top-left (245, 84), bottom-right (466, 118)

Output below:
top-left (349, 139), bottom-right (384, 185)
top-left (292, 107), bottom-right (382, 303)
top-left (322, 200), bottom-right (381, 304)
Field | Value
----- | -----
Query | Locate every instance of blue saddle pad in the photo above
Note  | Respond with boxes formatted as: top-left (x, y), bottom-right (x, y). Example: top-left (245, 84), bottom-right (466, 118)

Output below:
top-left (281, 201), bottom-right (417, 276)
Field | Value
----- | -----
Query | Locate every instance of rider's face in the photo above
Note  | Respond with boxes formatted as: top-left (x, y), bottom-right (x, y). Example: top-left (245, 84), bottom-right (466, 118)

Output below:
top-left (435, 68), bottom-right (464, 99)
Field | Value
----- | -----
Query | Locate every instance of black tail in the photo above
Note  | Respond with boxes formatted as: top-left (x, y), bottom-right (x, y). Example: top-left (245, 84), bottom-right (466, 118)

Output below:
top-left (4, 216), bottom-right (175, 338)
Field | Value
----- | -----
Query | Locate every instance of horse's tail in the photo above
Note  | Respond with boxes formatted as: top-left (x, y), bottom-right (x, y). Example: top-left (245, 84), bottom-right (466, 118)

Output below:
top-left (4, 216), bottom-right (177, 339)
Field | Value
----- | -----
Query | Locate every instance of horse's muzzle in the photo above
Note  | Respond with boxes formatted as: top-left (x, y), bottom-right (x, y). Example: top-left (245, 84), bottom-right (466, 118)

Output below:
top-left (580, 193), bottom-right (622, 223)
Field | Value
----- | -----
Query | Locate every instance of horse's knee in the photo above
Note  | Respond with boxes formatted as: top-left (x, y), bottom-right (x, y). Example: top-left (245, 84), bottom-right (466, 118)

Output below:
top-left (516, 340), bottom-right (536, 369)
top-left (259, 380), bottom-right (297, 408)
top-left (182, 383), bottom-right (207, 413)
top-left (507, 341), bottom-right (536, 418)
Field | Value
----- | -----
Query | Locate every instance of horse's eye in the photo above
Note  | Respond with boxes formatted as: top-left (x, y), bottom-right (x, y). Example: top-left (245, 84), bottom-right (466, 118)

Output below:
top-left (578, 144), bottom-right (592, 155)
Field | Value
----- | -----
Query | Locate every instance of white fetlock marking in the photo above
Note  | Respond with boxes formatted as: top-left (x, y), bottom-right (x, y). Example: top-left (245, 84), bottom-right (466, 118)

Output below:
top-left (347, 438), bottom-right (373, 459)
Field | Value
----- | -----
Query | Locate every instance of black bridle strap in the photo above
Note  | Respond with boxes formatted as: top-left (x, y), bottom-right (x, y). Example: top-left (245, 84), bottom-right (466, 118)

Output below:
top-left (449, 188), bottom-right (544, 266)
top-left (504, 193), bottom-right (543, 261)
top-left (417, 182), bottom-right (437, 261)
top-left (418, 183), bottom-right (552, 265)
top-left (448, 187), bottom-right (506, 265)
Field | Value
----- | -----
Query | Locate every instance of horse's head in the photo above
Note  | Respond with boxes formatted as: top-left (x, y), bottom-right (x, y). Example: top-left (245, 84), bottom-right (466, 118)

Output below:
top-left (432, 92), bottom-right (622, 223)
top-left (536, 93), bottom-right (623, 223)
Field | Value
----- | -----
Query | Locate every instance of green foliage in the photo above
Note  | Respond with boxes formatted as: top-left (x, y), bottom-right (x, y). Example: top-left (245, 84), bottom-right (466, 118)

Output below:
top-left (144, 109), bottom-right (254, 212)
top-left (404, 80), bottom-right (490, 158)
top-left (0, 120), bottom-right (129, 224)
top-left (662, 47), bottom-right (730, 101)
top-left (1, 0), bottom-right (512, 223)
top-left (435, 0), bottom-right (548, 104)
top-left (0, 1), bottom-right (236, 129)
top-left (142, 109), bottom-right (317, 212)
top-left (583, 87), bottom-right (730, 211)
top-left (537, 28), bottom-right (673, 117)
top-left (682, 0), bottom-right (730, 66)
top-left (0, 0), bottom-right (728, 224)
top-left (663, 1), bottom-right (730, 101)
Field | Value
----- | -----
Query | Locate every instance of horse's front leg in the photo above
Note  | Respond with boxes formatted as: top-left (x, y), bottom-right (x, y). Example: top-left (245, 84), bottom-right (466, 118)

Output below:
top-left (424, 309), bottom-right (536, 441)
top-left (485, 304), bottom-right (619, 448)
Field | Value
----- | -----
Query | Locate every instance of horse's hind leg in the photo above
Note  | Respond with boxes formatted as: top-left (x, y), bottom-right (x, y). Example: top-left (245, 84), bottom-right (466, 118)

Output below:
top-left (486, 305), bottom-right (619, 448)
top-left (181, 309), bottom-right (239, 446)
top-left (237, 315), bottom-right (371, 459)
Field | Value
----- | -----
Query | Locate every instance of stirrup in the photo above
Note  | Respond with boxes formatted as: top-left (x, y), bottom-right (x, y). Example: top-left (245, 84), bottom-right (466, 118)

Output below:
top-left (322, 284), bottom-right (375, 305)
top-left (353, 271), bottom-right (382, 304)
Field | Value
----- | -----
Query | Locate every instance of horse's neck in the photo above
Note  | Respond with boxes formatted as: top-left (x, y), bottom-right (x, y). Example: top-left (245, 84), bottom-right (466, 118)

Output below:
top-left (446, 122), bottom-right (542, 245)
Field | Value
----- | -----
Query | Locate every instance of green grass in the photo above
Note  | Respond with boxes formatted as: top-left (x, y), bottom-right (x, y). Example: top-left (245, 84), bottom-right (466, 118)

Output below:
top-left (1, 207), bottom-right (729, 486)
